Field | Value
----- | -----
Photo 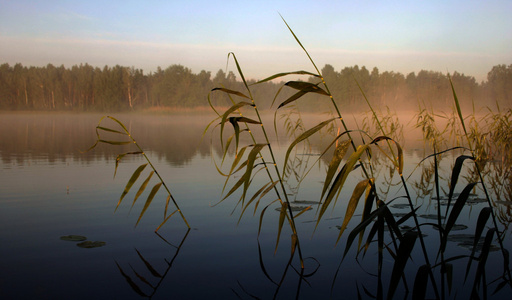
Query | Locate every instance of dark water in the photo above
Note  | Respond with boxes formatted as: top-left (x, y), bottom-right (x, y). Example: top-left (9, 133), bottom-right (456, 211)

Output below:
top-left (0, 113), bottom-right (510, 299)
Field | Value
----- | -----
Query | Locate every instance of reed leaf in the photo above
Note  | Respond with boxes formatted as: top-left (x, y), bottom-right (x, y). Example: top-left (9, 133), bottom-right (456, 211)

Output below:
top-left (114, 152), bottom-right (143, 178)
top-left (275, 202), bottom-right (288, 254)
top-left (277, 90), bottom-right (308, 109)
top-left (115, 261), bottom-right (148, 297)
top-left (238, 181), bottom-right (274, 224)
top-left (472, 228), bottom-right (496, 296)
top-left (255, 70), bottom-right (320, 84)
top-left (294, 205), bottom-right (312, 219)
top-left (337, 179), bottom-right (371, 243)
top-left (412, 264), bottom-right (430, 299)
top-left (285, 81), bottom-right (329, 96)
top-left (283, 118), bottom-right (337, 175)
top-left (318, 144), bottom-right (370, 228)
top-left (99, 139), bottom-right (133, 146)
top-left (343, 204), bottom-right (386, 261)
top-left (117, 163), bottom-right (148, 212)
top-left (242, 144), bottom-right (268, 201)
top-left (387, 231), bottom-right (418, 300)
top-left (219, 101), bottom-right (254, 147)
top-left (441, 182), bottom-right (478, 252)
top-left (322, 139), bottom-right (352, 200)
top-left (96, 126), bottom-right (127, 135)
top-left (131, 171), bottom-right (154, 211)
top-left (448, 155), bottom-right (475, 206)
top-left (211, 87), bottom-right (250, 99)
top-left (155, 209), bottom-right (178, 232)
top-left (258, 199), bottom-right (280, 236)
top-left (371, 136), bottom-right (404, 175)
top-left (135, 182), bottom-right (162, 227)
top-left (465, 207), bottom-right (492, 281)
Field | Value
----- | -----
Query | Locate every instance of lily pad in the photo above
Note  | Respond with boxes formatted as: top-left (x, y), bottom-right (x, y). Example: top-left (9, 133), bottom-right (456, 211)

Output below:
top-left (77, 241), bottom-right (106, 248)
top-left (419, 214), bottom-right (445, 220)
top-left (275, 205), bottom-right (312, 212)
top-left (60, 235), bottom-right (87, 242)
top-left (293, 200), bottom-right (320, 205)
top-left (433, 224), bottom-right (468, 231)
top-left (390, 203), bottom-right (410, 209)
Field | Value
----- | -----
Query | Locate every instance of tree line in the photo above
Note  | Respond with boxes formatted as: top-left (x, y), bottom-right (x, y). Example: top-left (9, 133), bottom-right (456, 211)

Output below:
top-left (0, 62), bottom-right (510, 112)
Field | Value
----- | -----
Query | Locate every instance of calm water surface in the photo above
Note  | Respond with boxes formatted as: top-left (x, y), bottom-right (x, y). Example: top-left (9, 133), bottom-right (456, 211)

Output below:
top-left (1, 113), bottom-right (510, 299)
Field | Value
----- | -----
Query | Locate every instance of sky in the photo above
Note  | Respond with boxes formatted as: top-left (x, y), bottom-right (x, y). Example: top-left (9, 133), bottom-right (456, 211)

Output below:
top-left (1, 0), bottom-right (511, 82)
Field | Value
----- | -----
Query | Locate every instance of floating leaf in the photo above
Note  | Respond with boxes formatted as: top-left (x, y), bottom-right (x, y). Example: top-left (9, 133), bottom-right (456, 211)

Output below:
top-left (77, 241), bottom-right (106, 248)
top-left (60, 235), bottom-right (87, 241)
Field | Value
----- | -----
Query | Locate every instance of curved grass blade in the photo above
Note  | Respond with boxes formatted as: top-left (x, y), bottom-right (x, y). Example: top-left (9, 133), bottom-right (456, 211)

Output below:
top-left (116, 163), bottom-right (148, 212)
top-left (413, 264), bottom-right (430, 300)
top-left (277, 90), bottom-right (308, 109)
top-left (283, 118), bottom-right (337, 174)
top-left (343, 204), bottom-right (386, 261)
top-left (114, 152), bottom-right (143, 178)
top-left (96, 126), bottom-right (127, 135)
top-left (441, 182), bottom-right (478, 252)
top-left (238, 181), bottom-right (274, 224)
top-left (387, 231), bottom-right (418, 300)
top-left (448, 155), bottom-right (475, 206)
top-left (258, 199), bottom-right (280, 236)
top-left (130, 170), bottom-right (154, 211)
top-left (115, 261), bottom-right (148, 297)
top-left (254, 70), bottom-right (320, 84)
top-left (135, 182), bottom-right (162, 227)
top-left (465, 207), bottom-right (492, 281)
top-left (219, 101), bottom-right (254, 147)
top-left (371, 136), bottom-right (404, 175)
top-left (322, 139), bottom-right (352, 200)
top-left (472, 228), bottom-right (496, 296)
top-left (128, 264), bottom-right (154, 289)
top-left (242, 144), bottom-right (268, 201)
top-left (337, 179), bottom-right (371, 243)
top-left (294, 205), bottom-right (312, 219)
top-left (211, 87), bottom-right (249, 99)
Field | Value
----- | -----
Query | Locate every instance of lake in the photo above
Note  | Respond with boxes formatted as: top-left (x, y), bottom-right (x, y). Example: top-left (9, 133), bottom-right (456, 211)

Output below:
top-left (1, 112), bottom-right (510, 299)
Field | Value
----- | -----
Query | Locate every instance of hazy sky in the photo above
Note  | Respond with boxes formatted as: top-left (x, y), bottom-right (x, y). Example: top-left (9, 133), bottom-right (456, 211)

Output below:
top-left (1, 0), bottom-right (511, 82)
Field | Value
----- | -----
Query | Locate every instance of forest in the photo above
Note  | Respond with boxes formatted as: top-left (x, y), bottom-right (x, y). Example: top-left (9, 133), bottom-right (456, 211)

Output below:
top-left (0, 62), bottom-right (510, 112)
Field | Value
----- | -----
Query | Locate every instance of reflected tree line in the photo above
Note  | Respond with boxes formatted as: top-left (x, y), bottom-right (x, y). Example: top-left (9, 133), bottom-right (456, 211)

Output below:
top-left (0, 62), bottom-right (511, 111)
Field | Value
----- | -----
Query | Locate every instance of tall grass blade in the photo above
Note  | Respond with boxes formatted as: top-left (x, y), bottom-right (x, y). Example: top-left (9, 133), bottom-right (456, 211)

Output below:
top-left (472, 228), bottom-right (496, 296)
top-left (116, 163), bottom-right (148, 212)
top-left (258, 199), bottom-right (279, 236)
top-left (343, 204), bottom-right (386, 261)
top-left (99, 139), bottom-right (133, 146)
top-left (412, 264), bottom-right (430, 300)
top-left (387, 231), bottom-right (418, 300)
top-left (238, 181), bottom-right (273, 224)
top-left (242, 144), bottom-right (268, 201)
top-left (441, 182), bottom-right (478, 252)
top-left (114, 152), bottom-right (143, 178)
top-left (337, 179), bottom-right (371, 243)
top-left (449, 77), bottom-right (469, 138)
top-left (219, 101), bottom-right (254, 147)
top-left (128, 264), bottom-right (154, 289)
top-left (448, 155), bottom-right (475, 206)
top-left (96, 126), bottom-right (127, 135)
top-left (465, 207), bottom-right (492, 281)
top-left (135, 182), bottom-right (162, 227)
top-left (131, 171), bottom-right (154, 211)
top-left (371, 136), bottom-right (404, 175)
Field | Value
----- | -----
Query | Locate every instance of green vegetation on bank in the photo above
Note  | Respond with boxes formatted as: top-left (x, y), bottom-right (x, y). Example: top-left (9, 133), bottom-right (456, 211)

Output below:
top-left (0, 62), bottom-right (510, 112)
